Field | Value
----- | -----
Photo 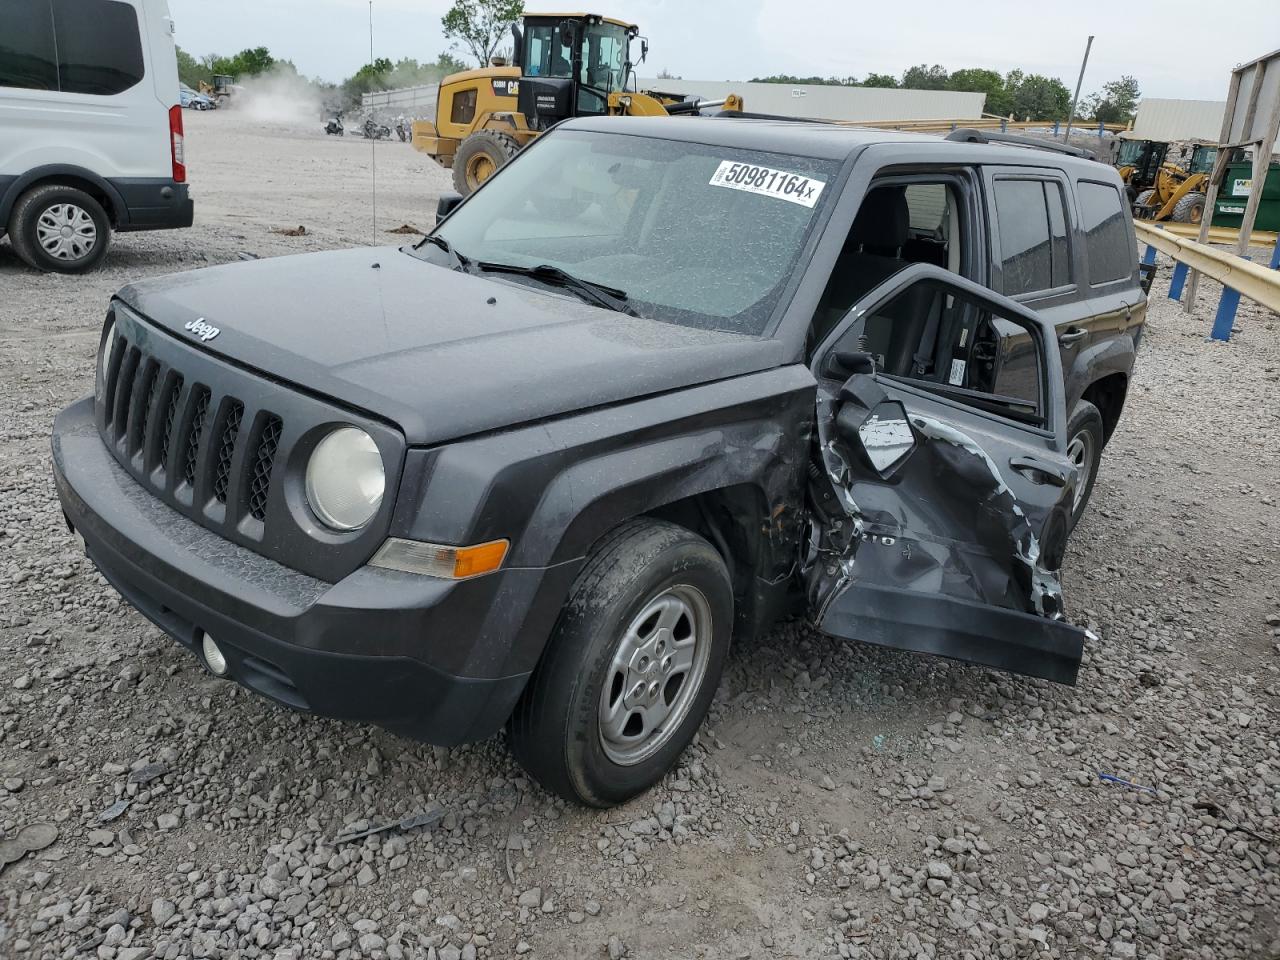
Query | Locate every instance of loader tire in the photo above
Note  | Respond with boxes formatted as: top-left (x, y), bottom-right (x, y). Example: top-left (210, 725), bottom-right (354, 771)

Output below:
top-left (1172, 191), bottom-right (1206, 224)
top-left (1133, 189), bottom-right (1155, 217)
top-left (452, 131), bottom-right (521, 195)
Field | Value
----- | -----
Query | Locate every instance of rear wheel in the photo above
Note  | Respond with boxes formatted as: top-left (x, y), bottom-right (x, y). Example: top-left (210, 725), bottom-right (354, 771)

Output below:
top-left (508, 519), bottom-right (732, 807)
top-left (1172, 191), bottom-right (1206, 224)
top-left (1133, 188), bottom-right (1156, 217)
top-left (452, 131), bottom-right (521, 195)
top-left (8, 184), bottom-right (111, 274)
top-left (1065, 400), bottom-right (1105, 531)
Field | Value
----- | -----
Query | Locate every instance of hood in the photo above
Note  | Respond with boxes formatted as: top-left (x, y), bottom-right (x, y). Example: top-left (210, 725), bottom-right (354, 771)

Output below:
top-left (116, 248), bottom-right (786, 445)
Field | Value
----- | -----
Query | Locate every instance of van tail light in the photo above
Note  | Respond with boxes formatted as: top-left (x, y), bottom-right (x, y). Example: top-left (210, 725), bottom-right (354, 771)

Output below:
top-left (169, 104), bottom-right (186, 183)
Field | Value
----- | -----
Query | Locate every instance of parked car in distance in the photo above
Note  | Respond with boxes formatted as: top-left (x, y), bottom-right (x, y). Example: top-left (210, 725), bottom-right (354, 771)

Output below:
top-left (180, 83), bottom-right (215, 110)
top-left (52, 116), bottom-right (1145, 806)
top-left (0, 0), bottom-right (193, 274)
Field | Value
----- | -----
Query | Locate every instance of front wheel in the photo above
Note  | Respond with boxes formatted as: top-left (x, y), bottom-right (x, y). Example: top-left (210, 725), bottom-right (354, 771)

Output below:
top-left (508, 519), bottom-right (732, 807)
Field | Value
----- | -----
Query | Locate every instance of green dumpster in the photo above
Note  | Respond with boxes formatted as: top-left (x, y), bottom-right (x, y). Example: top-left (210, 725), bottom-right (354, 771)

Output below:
top-left (1211, 159), bottom-right (1280, 232)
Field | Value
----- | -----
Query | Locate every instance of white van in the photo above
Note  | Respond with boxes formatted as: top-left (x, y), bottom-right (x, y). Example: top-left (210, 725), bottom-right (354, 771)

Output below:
top-left (0, 0), bottom-right (193, 273)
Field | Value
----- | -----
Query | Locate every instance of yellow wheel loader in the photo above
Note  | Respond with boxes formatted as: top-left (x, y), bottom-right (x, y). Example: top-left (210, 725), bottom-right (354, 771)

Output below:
top-left (1132, 144), bottom-right (1217, 224)
top-left (413, 13), bottom-right (743, 195)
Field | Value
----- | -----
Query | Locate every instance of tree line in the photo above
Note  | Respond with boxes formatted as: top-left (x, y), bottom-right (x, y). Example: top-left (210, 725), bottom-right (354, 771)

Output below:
top-left (748, 65), bottom-right (1141, 124)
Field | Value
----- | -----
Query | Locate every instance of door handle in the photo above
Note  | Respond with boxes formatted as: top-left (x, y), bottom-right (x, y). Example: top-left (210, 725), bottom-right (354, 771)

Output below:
top-left (1009, 456), bottom-right (1067, 487)
top-left (1058, 327), bottom-right (1087, 345)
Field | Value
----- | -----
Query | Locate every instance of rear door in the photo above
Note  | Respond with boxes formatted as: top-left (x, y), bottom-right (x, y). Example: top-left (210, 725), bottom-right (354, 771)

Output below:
top-left (806, 263), bottom-right (1088, 685)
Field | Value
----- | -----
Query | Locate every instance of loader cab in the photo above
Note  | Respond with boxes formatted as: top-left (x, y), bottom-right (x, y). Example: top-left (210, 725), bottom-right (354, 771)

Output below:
top-left (514, 14), bottom-right (639, 128)
top-left (1115, 138), bottom-right (1168, 200)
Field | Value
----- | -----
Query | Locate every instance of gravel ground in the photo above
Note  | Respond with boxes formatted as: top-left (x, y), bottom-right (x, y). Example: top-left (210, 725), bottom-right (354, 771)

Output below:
top-left (1, 111), bottom-right (1278, 960)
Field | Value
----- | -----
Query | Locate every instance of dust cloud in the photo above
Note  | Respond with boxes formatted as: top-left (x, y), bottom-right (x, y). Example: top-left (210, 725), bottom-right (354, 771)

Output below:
top-left (236, 66), bottom-right (325, 126)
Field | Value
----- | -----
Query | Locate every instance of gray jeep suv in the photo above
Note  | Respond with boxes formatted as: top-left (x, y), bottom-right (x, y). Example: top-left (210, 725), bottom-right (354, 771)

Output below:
top-left (52, 117), bottom-right (1145, 806)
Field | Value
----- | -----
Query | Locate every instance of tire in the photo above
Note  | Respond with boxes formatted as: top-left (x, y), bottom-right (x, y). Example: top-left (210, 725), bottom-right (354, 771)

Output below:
top-left (8, 184), bottom-right (111, 274)
top-left (1065, 400), bottom-right (1105, 531)
top-left (1133, 188), bottom-right (1155, 216)
top-left (452, 131), bottom-right (521, 195)
top-left (508, 519), bottom-right (733, 807)
top-left (1172, 191), bottom-right (1206, 224)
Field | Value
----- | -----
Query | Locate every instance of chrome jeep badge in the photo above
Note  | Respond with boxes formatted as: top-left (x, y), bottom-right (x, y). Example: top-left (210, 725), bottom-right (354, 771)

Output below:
top-left (184, 317), bottom-right (220, 342)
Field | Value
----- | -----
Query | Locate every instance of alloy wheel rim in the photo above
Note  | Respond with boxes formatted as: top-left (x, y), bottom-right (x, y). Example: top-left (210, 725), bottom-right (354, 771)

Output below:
top-left (35, 203), bottom-right (97, 261)
top-left (598, 584), bottom-right (712, 766)
top-left (1066, 430), bottom-right (1094, 513)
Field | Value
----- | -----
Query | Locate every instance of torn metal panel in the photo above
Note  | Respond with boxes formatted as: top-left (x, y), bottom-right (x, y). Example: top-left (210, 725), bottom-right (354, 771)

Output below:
top-left (804, 371), bottom-right (1085, 684)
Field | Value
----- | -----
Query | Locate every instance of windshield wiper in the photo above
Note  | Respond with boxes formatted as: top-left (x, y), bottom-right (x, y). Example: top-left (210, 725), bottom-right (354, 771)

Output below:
top-left (475, 261), bottom-right (636, 315)
top-left (417, 233), bottom-right (471, 271)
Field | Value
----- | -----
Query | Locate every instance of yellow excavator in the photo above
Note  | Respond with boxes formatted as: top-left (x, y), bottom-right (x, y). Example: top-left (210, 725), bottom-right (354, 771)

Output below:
top-left (413, 13), bottom-right (743, 194)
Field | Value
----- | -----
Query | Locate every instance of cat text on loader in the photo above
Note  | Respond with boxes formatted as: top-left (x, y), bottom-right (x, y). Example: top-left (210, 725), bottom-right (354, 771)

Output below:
top-left (413, 13), bottom-right (743, 195)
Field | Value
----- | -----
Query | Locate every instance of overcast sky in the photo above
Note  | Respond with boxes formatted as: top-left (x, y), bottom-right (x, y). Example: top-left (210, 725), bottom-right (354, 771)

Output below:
top-left (170, 0), bottom-right (1276, 102)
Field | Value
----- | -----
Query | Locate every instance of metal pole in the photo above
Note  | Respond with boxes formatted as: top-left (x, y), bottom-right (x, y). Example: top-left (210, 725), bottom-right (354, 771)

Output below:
top-left (1063, 35), bottom-right (1094, 144)
top-left (369, 0), bottom-right (376, 241)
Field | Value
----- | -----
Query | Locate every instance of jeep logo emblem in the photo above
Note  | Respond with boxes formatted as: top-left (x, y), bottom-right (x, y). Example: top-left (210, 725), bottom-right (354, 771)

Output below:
top-left (184, 317), bottom-right (220, 342)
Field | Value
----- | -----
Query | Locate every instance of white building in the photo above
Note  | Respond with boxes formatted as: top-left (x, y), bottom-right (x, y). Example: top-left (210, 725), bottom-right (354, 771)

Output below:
top-left (1132, 97), bottom-right (1279, 154)
top-left (639, 78), bottom-right (985, 122)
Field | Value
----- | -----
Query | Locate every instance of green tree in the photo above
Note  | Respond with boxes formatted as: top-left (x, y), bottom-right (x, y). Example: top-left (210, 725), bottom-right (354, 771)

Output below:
top-left (441, 0), bottom-right (524, 67)
top-left (901, 64), bottom-right (948, 90)
top-left (175, 45), bottom-right (210, 88)
top-left (207, 46), bottom-right (277, 79)
top-left (1087, 75), bottom-right (1141, 124)
top-left (1009, 73), bottom-right (1071, 120)
top-left (341, 57), bottom-right (393, 104)
top-left (861, 72), bottom-right (898, 88)
top-left (947, 67), bottom-right (1010, 116)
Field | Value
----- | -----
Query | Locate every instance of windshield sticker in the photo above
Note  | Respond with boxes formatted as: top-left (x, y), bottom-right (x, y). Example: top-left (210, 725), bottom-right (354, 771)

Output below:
top-left (708, 161), bottom-right (826, 208)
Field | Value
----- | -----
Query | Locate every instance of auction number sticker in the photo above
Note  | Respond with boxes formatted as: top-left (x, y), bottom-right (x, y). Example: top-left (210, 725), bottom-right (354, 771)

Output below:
top-left (708, 160), bottom-right (826, 208)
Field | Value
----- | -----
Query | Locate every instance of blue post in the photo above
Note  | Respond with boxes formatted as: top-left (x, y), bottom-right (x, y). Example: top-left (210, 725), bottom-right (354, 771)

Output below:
top-left (1271, 238), bottom-right (1280, 270)
top-left (1097, 121), bottom-right (1104, 138)
top-left (1169, 261), bottom-right (1189, 300)
top-left (1052, 120), bottom-right (1060, 136)
top-left (1142, 244), bottom-right (1157, 265)
top-left (1000, 118), bottom-right (1007, 133)
top-left (1209, 256), bottom-right (1251, 342)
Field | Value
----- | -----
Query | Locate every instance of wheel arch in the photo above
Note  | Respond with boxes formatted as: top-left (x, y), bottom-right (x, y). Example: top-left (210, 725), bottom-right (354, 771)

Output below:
top-left (1080, 371), bottom-right (1129, 444)
top-left (1, 165), bottom-right (125, 229)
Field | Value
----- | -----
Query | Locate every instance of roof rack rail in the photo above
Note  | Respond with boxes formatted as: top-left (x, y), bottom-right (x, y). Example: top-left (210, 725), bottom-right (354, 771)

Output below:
top-left (714, 109), bottom-right (831, 124)
top-left (945, 127), bottom-right (1098, 161)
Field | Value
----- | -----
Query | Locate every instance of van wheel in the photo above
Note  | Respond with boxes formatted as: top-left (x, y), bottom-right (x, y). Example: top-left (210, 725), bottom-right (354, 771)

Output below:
top-left (508, 519), bottom-right (732, 807)
top-left (1065, 400), bottom-right (1105, 530)
top-left (9, 185), bottom-right (111, 273)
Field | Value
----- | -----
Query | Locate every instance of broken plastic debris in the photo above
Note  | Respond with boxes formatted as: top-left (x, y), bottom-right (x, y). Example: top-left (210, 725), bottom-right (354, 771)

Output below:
top-left (0, 823), bottom-right (59, 874)
top-left (98, 799), bottom-right (131, 822)
top-left (330, 804), bottom-right (446, 845)
top-left (1097, 772), bottom-right (1157, 795)
top-left (128, 762), bottom-right (168, 785)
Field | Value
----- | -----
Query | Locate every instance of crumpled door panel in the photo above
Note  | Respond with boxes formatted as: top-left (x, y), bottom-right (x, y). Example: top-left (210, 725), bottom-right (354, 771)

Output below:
top-left (804, 371), bottom-right (1086, 685)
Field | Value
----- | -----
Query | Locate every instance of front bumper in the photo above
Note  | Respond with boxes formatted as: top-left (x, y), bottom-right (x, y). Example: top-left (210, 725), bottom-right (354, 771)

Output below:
top-left (52, 397), bottom-right (566, 745)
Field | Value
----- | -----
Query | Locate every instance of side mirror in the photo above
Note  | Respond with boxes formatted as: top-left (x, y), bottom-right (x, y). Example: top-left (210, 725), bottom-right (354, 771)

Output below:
top-left (854, 400), bottom-right (916, 476)
top-left (559, 20), bottom-right (577, 46)
top-left (823, 348), bottom-right (875, 380)
top-left (640, 39), bottom-right (649, 63)
top-left (435, 192), bottom-right (464, 223)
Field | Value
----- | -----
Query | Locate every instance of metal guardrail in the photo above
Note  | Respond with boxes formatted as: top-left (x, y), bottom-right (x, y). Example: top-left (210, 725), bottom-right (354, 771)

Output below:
top-left (1148, 221), bottom-right (1280, 248)
top-left (1134, 221), bottom-right (1280, 313)
top-left (1134, 220), bottom-right (1280, 339)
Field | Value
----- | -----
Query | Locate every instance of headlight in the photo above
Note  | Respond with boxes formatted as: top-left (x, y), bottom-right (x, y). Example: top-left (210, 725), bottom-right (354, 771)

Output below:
top-left (305, 427), bottom-right (385, 530)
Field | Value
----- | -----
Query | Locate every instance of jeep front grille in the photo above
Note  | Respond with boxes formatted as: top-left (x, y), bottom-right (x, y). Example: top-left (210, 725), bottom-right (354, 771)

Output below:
top-left (94, 305), bottom-right (405, 584)
top-left (101, 333), bottom-right (282, 531)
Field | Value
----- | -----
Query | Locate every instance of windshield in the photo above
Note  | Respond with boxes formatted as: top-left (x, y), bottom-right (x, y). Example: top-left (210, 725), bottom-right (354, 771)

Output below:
top-left (581, 22), bottom-right (629, 92)
top-left (1116, 140), bottom-right (1145, 165)
top-left (420, 130), bottom-right (840, 334)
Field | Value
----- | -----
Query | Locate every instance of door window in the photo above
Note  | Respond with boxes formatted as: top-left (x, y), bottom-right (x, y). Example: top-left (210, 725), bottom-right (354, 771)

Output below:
top-left (993, 178), bottom-right (1072, 296)
top-left (0, 2), bottom-right (58, 91)
top-left (1078, 181), bottom-right (1132, 285)
top-left (0, 0), bottom-right (144, 95)
top-left (52, 0), bottom-right (145, 95)
top-left (828, 275), bottom-right (1044, 426)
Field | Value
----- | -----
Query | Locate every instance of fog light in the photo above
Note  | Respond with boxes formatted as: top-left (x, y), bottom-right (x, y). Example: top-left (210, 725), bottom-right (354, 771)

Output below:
top-left (200, 632), bottom-right (228, 676)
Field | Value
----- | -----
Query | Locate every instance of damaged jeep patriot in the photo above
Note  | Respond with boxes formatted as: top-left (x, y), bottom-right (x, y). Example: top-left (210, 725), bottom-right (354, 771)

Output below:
top-left (53, 117), bottom-right (1145, 806)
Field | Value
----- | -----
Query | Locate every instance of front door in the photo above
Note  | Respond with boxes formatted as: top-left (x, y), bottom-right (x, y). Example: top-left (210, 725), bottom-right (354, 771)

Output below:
top-left (806, 263), bottom-right (1088, 685)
